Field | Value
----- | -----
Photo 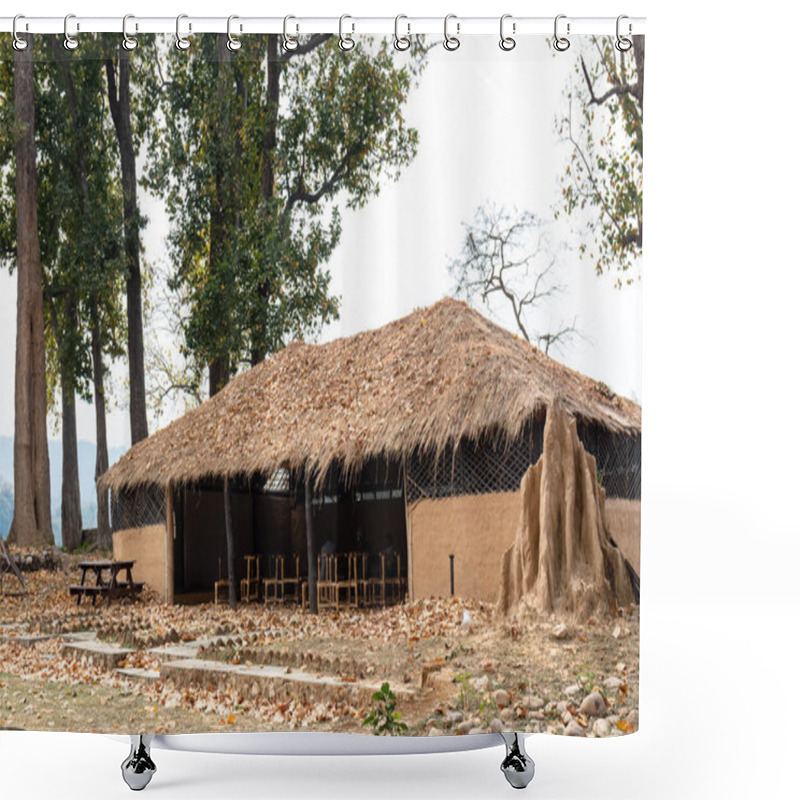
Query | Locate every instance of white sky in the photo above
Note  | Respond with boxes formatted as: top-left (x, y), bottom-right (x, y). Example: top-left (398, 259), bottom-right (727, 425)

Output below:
top-left (0, 35), bottom-right (641, 451)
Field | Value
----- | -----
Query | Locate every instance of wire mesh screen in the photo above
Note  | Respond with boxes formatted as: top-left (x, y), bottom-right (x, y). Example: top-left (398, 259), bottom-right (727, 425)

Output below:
top-left (405, 418), bottom-right (640, 503)
top-left (577, 424), bottom-right (641, 500)
top-left (111, 484), bottom-right (166, 531)
top-left (405, 421), bottom-right (545, 502)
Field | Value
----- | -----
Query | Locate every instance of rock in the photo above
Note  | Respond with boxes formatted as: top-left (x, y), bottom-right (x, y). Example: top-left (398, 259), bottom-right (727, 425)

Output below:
top-left (525, 695), bottom-right (544, 711)
top-left (564, 720), bottom-right (584, 736)
top-left (612, 625), bottom-right (621, 639)
top-left (616, 662), bottom-right (627, 673)
top-left (626, 709), bottom-right (639, 729)
top-left (446, 710), bottom-right (464, 725)
top-left (579, 692), bottom-right (607, 717)
top-left (603, 677), bottom-right (624, 690)
top-left (493, 689), bottom-right (510, 708)
top-left (552, 623), bottom-right (570, 640)
top-left (472, 675), bottom-right (490, 692)
top-left (468, 727), bottom-right (485, 735)
top-left (607, 715), bottom-right (620, 726)
top-left (556, 701), bottom-right (568, 714)
top-left (592, 718), bottom-right (612, 738)
top-left (489, 718), bottom-right (504, 733)
top-left (428, 727), bottom-right (444, 737)
top-left (565, 684), bottom-right (581, 698)
top-left (457, 721), bottom-right (473, 735)
top-left (500, 707), bottom-right (514, 722)
top-left (562, 711), bottom-right (574, 726)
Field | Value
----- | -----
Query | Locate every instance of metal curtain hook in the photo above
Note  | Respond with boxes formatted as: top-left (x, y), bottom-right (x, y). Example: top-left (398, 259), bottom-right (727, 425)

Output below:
top-left (282, 15), bottom-right (299, 51)
top-left (553, 14), bottom-right (570, 52)
top-left (443, 14), bottom-right (460, 51)
top-left (64, 13), bottom-right (79, 51)
top-left (175, 14), bottom-right (191, 51)
top-left (339, 14), bottom-right (355, 51)
top-left (394, 14), bottom-right (411, 52)
top-left (615, 15), bottom-right (632, 52)
top-left (122, 14), bottom-right (138, 51)
top-left (227, 15), bottom-right (242, 51)
top-left (12, 14), bottom-right (28, 51)
top-left (499, 14), bottom-right (516, 51)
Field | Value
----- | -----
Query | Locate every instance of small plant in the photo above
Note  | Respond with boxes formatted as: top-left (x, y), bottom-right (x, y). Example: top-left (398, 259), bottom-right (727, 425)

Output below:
top-left (363, 682), bottom-right (407, 735)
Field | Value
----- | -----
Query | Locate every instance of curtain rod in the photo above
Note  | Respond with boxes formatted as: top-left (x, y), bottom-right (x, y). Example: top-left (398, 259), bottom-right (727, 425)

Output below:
top-left (0, 16), bottom-right (646, 37)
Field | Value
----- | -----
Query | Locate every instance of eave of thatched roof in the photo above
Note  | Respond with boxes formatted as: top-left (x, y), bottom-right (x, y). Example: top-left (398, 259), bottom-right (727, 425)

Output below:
top-left (101, 297), bottom-right (641, 492)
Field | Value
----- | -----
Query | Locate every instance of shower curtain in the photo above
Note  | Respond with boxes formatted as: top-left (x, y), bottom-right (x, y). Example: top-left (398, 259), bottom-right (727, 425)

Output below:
top-left (0, 26), bottom-right (643, 740)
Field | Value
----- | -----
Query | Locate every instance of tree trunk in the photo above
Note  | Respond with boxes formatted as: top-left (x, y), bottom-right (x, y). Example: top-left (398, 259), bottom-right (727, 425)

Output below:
top-left (59, 321), bottom-right (82, 551)
top-left (8, 35), bottom-right (54, 548)
top-left (91, 308), bottom-right (111, 550)
top-left (106, 50), bottom-right (148, 444)
top-left (224, 476), bottom-right (236, 609)
top-left (304, 469), bottom-right (318, 614)
top-left (207, 35), bottom-right (234, 399)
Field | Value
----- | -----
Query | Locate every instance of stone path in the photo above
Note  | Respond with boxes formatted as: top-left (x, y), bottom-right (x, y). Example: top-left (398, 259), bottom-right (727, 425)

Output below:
top-left (56, 630), bottom-right (405, 705)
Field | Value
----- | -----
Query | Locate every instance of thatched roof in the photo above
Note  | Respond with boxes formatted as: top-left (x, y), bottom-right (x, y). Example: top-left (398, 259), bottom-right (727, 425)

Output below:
top-left (102, 298), bottom-right (640, 491)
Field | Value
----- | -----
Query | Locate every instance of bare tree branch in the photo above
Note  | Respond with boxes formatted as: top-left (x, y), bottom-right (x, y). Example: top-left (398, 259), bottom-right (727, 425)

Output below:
top-left (449, 204), bottom-right (580, 354)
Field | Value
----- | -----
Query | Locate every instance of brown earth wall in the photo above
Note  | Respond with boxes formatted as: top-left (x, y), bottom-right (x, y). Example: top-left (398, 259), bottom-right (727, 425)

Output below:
top-left (409, 491), bottom-right (520, 602)
top-left (605, 498), bottom-right (641, 574)
top-left (112, 525), bottom-right (167, 600)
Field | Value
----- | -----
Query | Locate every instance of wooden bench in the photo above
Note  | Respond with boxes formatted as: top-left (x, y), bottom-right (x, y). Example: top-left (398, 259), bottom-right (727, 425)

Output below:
top-left (70, 560), bottom-right (143, 607)
top-left (69, 582), bottom-right (144, 606)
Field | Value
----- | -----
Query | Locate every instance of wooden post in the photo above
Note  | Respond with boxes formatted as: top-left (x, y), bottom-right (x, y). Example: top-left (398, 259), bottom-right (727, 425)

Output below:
top-left (304, 469), bottom-right (317, 614)
top-left (164, 481), bottom-right (174, 605)
top-left (224, 476), bottom-right (236, 609)
top-left (402, 455), bottom-right (413, 602)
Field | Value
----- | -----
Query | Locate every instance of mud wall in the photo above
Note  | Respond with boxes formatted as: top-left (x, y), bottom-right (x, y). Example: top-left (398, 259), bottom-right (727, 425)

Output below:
top-left (605, 498), bottom-right (641, 575)
top-left (112, 524), bottom-right (167, 600)
top-left (409, 491), bottom-right (520, 602)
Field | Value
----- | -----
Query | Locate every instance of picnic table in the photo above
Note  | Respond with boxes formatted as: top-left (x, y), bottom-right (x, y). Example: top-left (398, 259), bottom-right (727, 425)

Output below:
top-left (69, 560), bottom-right (144, 607)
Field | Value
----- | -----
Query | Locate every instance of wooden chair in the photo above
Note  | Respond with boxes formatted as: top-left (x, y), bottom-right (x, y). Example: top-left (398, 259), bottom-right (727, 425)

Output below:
top-left (316, 553), bottom-right (339, 610)
top-left (263, 555), bottom-right (284, 604)
top-left (214, 557), bottom-right (229, 605)
top-left (382, 553), bottom-right (405, 606)
top-left (280, 554), bottom-right (302, 604)
top-left (338, 552), bottom-right (359, 607)
top-left (240, 555), bottom-right (261, 603)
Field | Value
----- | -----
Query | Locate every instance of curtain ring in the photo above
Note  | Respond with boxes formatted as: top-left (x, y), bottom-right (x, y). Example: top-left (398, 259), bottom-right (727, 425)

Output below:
top-left (443, 14), bottom-right (460, 51)
top-left (339, 15), bottom-right (355, 51)
top-left (499, 14), bottom-right (516, 51)
top-left (175, 14), bottom-right (191, 51)
top-left (122, 14), bottom-right (138, 51)
top-left (12, 15), bottom-right (28, 51)
top-left (63, 13), bottom-right (79, 51)
top-left (615, 15), bottom-right (633, 52)
top-left (394, 15), bottom-right (411, 52)
top-left (553, 14), bottom-right (570, 52)
top-left (227, 15), bottom-right (242, 51)
top-left (282, 15), bottom-right (299, 51)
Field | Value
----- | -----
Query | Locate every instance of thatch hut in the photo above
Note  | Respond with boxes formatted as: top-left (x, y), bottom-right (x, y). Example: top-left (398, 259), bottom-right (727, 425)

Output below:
top-left (101, 298), bottom-right (641, 605)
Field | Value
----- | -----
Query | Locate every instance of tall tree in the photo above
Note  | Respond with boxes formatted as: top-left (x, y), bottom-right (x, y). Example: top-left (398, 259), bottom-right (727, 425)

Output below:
top-left (148, 34), bottom-right (426, 397)
top-left (106, 46), bottom-right (149, 445)
top-left (6, 36), bottom-right (54, 547)
top-left (556, 35), bottom-right (644, 285)
top-left (450, 204), bottom-right (579, 355)
top-left (51, 38), bottom-right (127, 550)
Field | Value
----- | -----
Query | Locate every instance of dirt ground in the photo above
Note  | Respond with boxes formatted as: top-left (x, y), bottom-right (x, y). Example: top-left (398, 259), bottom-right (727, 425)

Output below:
top-left (1, 560), bottom-right (639, 737)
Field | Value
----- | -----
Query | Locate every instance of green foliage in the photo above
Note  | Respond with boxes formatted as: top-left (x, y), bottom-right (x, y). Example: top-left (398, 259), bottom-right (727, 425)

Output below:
top-left (146, 34), bottom-right (425, 388)
top-left (362, 682), bottom-right (408, 735)
top-left (555, 36), bottom-right (643, 285)
top-left (0, 36), bottom-right (130, 409)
